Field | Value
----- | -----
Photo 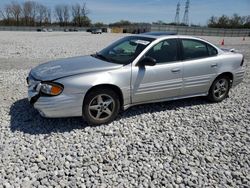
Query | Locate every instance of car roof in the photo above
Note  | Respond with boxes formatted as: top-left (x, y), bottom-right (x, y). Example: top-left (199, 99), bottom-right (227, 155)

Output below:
top-left (142, 32), bottom-right (177, 36)
top-left (136, 33), bottom-right (202, 40)
top-left (137, 32), bottom-right (176, 39)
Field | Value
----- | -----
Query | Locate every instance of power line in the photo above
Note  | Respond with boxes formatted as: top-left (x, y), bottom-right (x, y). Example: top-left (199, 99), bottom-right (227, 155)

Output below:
top-left (174, 2), bottom-right (180, 24)
top-left (182, 0), bottom-right (190, 25)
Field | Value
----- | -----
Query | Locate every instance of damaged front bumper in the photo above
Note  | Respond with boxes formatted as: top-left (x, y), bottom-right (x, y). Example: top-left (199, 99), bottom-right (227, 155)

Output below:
top-left (27, 75), bottom-right (83, 118)
top-left (27, 76), bottom-right (41, 105)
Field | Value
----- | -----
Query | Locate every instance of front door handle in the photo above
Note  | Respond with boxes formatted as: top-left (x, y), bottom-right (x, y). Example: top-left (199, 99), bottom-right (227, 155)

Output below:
top-left (171, 68), bottom-right (181, 73)
top-left (211, 64), bottom-right (218, 68)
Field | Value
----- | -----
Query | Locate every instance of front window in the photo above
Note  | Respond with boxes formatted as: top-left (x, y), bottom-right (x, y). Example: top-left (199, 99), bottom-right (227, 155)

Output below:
top-left (145, 39), bottom-right (179, 63)
top-left (207, 44), bottom-right (218, 56)
top-left (94, 36), bottom-right (155, 64)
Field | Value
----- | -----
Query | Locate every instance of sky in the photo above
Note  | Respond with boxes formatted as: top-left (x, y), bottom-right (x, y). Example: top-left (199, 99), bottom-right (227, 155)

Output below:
top-left (0, 0), bottom-right (249, 25)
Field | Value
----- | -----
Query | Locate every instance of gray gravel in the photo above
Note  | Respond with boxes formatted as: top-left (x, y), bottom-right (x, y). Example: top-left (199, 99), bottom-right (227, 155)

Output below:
top-left (0, 32), bottom-right (250, 187)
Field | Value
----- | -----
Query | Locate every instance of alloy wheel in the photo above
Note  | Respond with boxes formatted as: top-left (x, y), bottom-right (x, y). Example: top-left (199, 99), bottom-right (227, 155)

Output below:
top-left (213, 78), bottom-right (229, 99)
top-left (88, 94), bottom-right (115, 121)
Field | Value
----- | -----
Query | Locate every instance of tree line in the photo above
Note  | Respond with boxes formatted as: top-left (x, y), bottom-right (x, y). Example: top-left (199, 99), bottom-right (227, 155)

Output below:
top-left (208, 14), bottom-right (250, 29)
top-left (0, 1), bottom-right (91, 27)
top-left (0, 1), bottom-right (250, 29)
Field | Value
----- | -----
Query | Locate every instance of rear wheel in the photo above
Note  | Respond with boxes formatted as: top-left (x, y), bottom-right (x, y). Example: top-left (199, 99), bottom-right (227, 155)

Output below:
top-left (83, 88), bottom-right (120, 125)
top-left (208, 76), bottom-right (230, 102)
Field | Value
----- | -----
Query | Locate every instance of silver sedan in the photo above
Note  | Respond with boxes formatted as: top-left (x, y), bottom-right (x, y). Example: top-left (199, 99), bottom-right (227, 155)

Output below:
top-left (27, 33), bottom-right (246, 125)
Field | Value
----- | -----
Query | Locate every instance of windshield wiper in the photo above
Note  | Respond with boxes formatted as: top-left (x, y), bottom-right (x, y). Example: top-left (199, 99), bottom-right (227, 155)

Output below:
top-left (94, 52), bottom-right (111, 62)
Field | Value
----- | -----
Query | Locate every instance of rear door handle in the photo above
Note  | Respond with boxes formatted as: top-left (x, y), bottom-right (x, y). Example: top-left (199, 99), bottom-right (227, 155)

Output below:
top-left (211, 64), bottom-right (218, 68)
top-left (171, 68), bottom-right (181, 73)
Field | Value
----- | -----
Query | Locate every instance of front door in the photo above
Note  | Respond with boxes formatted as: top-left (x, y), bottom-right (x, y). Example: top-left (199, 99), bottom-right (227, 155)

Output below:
top-left (131, 39), bottom-right (183, 103)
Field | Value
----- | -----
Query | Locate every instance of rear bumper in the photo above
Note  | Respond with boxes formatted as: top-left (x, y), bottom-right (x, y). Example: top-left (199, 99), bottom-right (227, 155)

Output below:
top-left (232, 68), bottom-right (246, 87)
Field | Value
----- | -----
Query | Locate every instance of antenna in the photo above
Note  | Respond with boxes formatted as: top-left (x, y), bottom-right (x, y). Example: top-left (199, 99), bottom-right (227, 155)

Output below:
top-left (182, 0), bottom-right (190, 25)
top-left (174, 2), bottom-right (180, 24)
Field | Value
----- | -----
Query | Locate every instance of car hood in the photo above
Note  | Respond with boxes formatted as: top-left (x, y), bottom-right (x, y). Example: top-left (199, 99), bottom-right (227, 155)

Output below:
top-left (30, 55), bottom-right (123, 80)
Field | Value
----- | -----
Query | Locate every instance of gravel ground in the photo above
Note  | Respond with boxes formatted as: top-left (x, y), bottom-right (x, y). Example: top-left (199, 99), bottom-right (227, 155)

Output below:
top-left (0, 32), bottom-right (126, 70)
top-left (0, 32), bottom-right (249, 187)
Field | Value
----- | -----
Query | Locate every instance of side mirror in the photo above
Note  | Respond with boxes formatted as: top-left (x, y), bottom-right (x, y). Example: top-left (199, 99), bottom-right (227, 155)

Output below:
top-left (138, 56), bottom-right (156, 66)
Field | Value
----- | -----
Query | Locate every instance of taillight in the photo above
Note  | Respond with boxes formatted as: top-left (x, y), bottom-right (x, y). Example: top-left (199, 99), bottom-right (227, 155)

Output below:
top-left (240, 57), bottom-right (244, 66)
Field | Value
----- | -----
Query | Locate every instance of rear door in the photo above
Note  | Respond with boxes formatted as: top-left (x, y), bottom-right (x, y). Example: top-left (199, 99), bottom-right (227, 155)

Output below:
top-left (180, 38), bottom-right (219, 96)
top-left (131, 38), bottom-right (183, 103)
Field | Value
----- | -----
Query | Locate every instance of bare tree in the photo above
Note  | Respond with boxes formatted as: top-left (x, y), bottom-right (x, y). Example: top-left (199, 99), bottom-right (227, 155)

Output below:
top-left (23, 1), bottom-right (32, 25)
top-left (54, 5), bottom-right (64, 26)
top-left (0, 7), bottom-right (8, 25)
top-left (72, 2), bottom-right (90, 27)
top-left (9, 1), bottom-right (22, 25)
top-left (229, 14), bottom-right (243, 28)
top-left (44, 8), bottom-right (51, 25)
top-left (208, 16), bottom-right (218, 27)
top-left (81, 2), bottom-right (90, 18)
top-left (0, 8), bottom-right (4, 19)
top-left (1, 0), bottom-right (92, 27)
top-left (37, 4), bottom-right (47, 26)
top-left (246, 16), bottom-right (250, 23)
top-left (23, 1), bottom-right (37, 26)
top-left (0, 9), bottom-right (5, 23)
top-left (243, 15), bottom-right (250, 28)
top-left (2, 4), bottom-right (12, 25)
top-left (31, 2), bottom-right (38, 26)
top-left (63, 5), bottom-right (70, 26)
top-left (72, 3), bottom-right (81, 26)
top-left (55, 4), bottom-right (70, 26)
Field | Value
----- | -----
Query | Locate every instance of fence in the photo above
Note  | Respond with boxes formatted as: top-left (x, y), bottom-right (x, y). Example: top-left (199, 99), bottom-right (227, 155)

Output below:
top-left (151, 24), bottom-right (250, 37)
top-left (122, 24), bottom-right (151, 34)
top-left (0, 25), bottom-right (250, 37)
top-left (0, 26), bottom-right (89, 32)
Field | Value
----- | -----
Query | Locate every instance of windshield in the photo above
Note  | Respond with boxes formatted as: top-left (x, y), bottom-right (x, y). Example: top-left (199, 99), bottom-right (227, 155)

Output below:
top-left (94, 36), bottom-right (155, 65)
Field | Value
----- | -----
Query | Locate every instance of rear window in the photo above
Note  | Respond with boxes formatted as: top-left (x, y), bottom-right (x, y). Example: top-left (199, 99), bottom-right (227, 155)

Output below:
top-left (181, 39), bottom-right (218, 60)
top-left (182, 39), bottom-right (208, 60)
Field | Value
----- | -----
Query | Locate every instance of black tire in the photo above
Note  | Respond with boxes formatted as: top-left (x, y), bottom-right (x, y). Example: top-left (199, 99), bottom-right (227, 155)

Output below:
top-left (208, 76), bottom-right (230, 102)
top-left (83, 88), bottom-right (120, 125)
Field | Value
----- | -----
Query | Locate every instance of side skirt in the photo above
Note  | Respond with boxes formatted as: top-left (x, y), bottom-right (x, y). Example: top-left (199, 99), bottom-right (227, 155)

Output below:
top-left (123, 93), bottom-right (208, 111)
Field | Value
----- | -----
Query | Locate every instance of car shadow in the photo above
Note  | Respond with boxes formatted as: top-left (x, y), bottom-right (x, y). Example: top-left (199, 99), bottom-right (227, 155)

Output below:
top-left (10, 97), bottom-right (210, 135)
top-left (120, 96), bottom-right (210, 119)
top-left (9, 98), bottom-right (87, 135)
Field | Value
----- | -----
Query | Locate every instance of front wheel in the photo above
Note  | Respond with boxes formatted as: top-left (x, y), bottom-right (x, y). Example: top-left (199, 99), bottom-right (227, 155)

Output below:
top-left (83, 88), bottom-right (120, 125)
top-left (208, 76), bottom-right (230, 102)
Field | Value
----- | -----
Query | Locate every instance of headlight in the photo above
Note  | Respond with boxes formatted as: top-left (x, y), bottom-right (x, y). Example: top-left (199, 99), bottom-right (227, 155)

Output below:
top-left (40, 82), bottom-right (63, 96)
